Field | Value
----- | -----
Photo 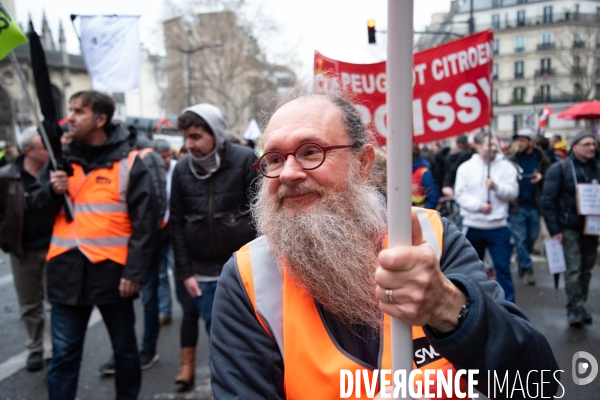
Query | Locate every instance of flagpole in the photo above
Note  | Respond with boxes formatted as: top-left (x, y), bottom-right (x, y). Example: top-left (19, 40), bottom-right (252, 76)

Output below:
top-left (387, 0), bottom-right (415, 391)
top-left (9, 52), bottom-right (75, 220)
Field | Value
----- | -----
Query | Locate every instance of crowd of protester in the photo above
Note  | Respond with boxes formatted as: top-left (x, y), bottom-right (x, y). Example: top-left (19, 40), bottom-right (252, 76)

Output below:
top-left (1, 85), bottom-right (587, 398)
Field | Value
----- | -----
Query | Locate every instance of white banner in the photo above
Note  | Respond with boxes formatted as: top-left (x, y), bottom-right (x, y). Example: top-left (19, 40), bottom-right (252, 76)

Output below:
top-left (80, 15), bottom-right (141, 93)
top-left (243, 118), bottom-right (261, 141)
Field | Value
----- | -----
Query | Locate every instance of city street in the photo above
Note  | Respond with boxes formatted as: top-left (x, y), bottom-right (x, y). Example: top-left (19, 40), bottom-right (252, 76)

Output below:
top-left (0, 249), bottom-right (598, 399)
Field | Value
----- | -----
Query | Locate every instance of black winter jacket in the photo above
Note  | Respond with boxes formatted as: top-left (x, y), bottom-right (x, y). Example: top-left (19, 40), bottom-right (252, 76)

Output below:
top-left (508, 147), bottom-right (551, 212)
top-left (541, 154), bottom-right (600, 236)
top-left (170, 141), bottom-right (258, 280)
top-left (28, 125), bottom-right (159, 305)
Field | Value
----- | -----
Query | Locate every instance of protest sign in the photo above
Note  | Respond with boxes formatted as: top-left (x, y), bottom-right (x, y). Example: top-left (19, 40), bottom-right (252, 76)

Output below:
top-left (584, 216), bottom-right (600, 236)
top-left (576, 183), bottom-right (600, 216)
top-left (544, 239), bottom-right (567, 275)
top-left (314, 30), bottom-right (494, 146)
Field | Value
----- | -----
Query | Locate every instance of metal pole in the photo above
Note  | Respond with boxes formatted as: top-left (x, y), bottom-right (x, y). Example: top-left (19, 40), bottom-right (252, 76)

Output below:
top-left (387, 0), bottom-right (414, 394)
top-left (9, 51), bottom-right (75, 220)
top-left (187, 52), bottom-right (193, 107)
top-left (469, 0), bottom-right (475, 34)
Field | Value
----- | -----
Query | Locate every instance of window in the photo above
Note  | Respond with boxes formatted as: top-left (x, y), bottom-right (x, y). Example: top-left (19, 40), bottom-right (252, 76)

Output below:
top-left (574, 31), bottom-right (584, 48)
top-left (595, 57), bottom-right (600, 74)
top-left (493, 63), bottom-right (499, 80)
top-left (492, 14), bottom-right (500, 30)
top-left (540, 84), bottom-right (551, 101)
top-left (515, 36), bottom-right (525, 52)
top-left (491, 116), bottom-right (498, 130)
top-left (543, 6), bottom-right (553, 23)
top-left (112, 93), bottom-right (125, 104)
top-left (595, 83), bottom-right (600, 99)
top-left (542, 32), bottom-right (552, 44)
top-left (517, 10), bottom-right (526, 26)
top-left (574, 83), bottom-right (582, 99)
top-left (597, 33), bottom-right (600, 48)
top-left (493, 89), bottom-right (498, 105)
top-left (574, 56), bottom-right (581, 68)
top-left (493, 39), bottom-right (499, 55)
top-left (514, 87), bottom-right (525, 102)
top-left (514, 114), bottom-right (524, 130)
top-left (541, 58), bottom-right (551, 71)
top-left (514, 61), bottom-right (524, 78)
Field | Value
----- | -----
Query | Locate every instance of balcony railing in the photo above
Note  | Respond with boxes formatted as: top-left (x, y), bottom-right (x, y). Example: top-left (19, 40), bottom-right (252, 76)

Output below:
top-left (535, 69), bottom-right (556, 77)
top-left (574, 41), bottom-right (586, 49)
top-left (514, 72), bottom-right (524, 79)
top-left (515, 47), bottom-right (525, 53)
top-left (533, 94), bottom-right (576, 104)
top-left (572, 66), bottom-right (588, 75)
top-left (451, 12), bottom-right (600, 35)
top-left (537, 43), bottom-right (556, 51)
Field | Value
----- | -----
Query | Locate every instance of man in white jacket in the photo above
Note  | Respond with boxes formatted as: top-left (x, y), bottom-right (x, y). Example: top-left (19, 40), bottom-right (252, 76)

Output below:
top-left (455, 131), bottom-right (519, 302)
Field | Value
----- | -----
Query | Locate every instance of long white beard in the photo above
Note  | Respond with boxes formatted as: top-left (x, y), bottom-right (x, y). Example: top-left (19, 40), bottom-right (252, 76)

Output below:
top-left (251, 163), bottom-right (387, 330)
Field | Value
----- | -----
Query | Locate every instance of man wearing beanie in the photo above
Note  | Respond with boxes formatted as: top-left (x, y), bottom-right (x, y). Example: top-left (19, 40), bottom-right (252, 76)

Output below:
top-left (509, 128), bottom-right (551, 286)
top-left (542, 131), bottom-right (599, 327)
top-left (169, 103), bottom-right (258, 389)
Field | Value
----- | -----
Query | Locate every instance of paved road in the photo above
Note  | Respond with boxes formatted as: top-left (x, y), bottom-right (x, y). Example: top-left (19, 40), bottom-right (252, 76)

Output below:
top-left (0, 250), bottom-right (598, 399)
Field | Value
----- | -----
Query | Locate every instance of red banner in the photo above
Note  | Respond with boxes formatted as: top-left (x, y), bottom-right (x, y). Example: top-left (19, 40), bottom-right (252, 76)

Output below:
top-left (314, 30), bottom-right (494, 146)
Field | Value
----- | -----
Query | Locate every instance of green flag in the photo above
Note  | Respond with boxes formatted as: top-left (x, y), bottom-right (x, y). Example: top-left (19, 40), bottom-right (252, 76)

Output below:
top-left (0, 2), bottom-right (27, 60)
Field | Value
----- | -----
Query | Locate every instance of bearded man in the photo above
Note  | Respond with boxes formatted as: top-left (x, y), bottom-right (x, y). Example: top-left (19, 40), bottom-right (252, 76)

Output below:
top-left (209, 85), bottom-right (559, 399)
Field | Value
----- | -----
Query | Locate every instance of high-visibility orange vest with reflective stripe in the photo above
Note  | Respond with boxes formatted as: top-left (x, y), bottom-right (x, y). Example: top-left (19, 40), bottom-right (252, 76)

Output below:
top-left (236, 207), bottom-right (465, 399)
top-left (46, 149), bottom-right (149, 265)
top-left (412, 166), bottom-right (428, 208)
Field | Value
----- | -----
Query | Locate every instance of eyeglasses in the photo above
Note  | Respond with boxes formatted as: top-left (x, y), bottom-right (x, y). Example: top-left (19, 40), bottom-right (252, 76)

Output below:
top-left (252, 142), bottom-right (356, 178)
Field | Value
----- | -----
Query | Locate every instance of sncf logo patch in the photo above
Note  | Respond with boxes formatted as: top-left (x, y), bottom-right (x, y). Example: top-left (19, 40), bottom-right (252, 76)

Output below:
top-left (413, 337), bottom-right (442, 367)
top-left (96, 176), bottom-right (112, 185)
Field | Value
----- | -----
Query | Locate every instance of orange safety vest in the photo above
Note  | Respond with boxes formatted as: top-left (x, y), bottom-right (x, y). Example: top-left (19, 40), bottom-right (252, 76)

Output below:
top-left (236, 207), bottom-right (465, 399)
top-left (46, 148), bottom-right (152, 265)
top-left (412, 166), bottom-right (428, 208)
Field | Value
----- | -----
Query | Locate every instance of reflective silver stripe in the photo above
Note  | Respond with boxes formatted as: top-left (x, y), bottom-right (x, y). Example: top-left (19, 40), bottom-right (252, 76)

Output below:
top-left (75, 203), bottom-right (128, 213)
top-left (414, 207), bottom-right (441, 261)
top-left (50, 236), bottom-right (77, 248)
top-left (248, 236), bottom-right (285, 360)
top-left (119, 152), bottom-right (135, 201)
top-left (248, 211), bottom-right (442, 361)
top-left (77, 236), bottom-right (130, 247)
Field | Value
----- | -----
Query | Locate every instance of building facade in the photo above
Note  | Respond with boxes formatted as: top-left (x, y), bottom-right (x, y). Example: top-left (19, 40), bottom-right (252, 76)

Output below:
top-left (417, 0), bottom-right (599, 140)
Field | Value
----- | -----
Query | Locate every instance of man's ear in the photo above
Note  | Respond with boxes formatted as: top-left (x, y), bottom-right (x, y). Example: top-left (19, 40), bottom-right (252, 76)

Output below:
top-left (94, 114), bottom-right (108, 129)
top-left (358, 144), bottom-right (376, 179)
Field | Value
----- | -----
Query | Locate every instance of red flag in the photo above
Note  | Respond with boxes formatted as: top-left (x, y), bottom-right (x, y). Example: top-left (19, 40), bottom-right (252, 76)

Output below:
top-left (539, 105), bottom-right (553, 130)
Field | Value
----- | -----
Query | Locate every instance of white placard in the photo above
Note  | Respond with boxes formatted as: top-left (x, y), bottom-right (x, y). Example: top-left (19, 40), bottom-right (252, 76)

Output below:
top-left (544, 239), bottom-right (567, 275)
top-left (584, 216), bottom-right (600, 236)
top-left (576, 184), bottom-right (600, 215)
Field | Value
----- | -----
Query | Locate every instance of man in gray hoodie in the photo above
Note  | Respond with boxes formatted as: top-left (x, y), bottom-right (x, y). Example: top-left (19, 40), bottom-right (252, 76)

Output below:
top-left (169, 103), bottom-right (258, 389)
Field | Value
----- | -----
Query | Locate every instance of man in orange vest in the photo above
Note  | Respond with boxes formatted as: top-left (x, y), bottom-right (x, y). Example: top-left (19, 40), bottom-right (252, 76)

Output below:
top-left (29, 91), bottom-right (158, 400)
top-left (209, 83), bottom-right (559, 398)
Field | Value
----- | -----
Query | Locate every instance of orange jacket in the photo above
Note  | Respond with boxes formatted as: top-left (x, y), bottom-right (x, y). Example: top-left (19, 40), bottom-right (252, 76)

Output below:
top-left (236, 208), bottom-right (464, 399)
top-left (46, 149), bottom-right (149, 265)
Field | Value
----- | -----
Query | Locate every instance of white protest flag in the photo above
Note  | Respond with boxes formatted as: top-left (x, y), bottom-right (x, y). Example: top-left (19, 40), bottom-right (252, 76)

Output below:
top-left (80, 15), bottom-right (141, 92)
top-left (243, 119), bottom-right (261, 141)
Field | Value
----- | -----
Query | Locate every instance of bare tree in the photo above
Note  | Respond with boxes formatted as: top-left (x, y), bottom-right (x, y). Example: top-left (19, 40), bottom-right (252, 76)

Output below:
top-left (554, 18), bottom-right (600, 102)
top-left (162, 0), bottom-right (295, 133)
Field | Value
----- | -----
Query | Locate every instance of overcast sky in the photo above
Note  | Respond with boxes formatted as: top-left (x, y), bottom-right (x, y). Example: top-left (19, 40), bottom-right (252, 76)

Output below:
top-left (16, 0), bottom-right (453, 78)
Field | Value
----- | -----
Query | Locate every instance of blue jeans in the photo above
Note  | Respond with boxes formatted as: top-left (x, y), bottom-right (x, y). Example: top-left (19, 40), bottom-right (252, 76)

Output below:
top-left (157, 245), bottom-right (174, 318)
top-left (47, 301), bottom-right (140, 400)
top-left (509, 205), bottom-right (540, 270)
top-left (192, 281), bottom-right (218, 336)
top-left (465, 226), bottom-right (515, 302)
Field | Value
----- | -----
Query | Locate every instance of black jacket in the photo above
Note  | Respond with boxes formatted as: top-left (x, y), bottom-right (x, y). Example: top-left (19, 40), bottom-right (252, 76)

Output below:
top-left (509, 147), bottom-right (551, 212)
top-left (443, 148), bottom-right (475, 189)
top-left (541, 154), bottom-right (600, 236)
top-left (210, 218), bottom-right (560, 398)
top-left (28, 124), bottom-right (159, 305)
top-left (170, 141), bottom-right (258, 280)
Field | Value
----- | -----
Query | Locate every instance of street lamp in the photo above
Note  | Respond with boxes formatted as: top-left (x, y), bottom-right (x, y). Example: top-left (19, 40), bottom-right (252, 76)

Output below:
top-left (178, 41), bottom-right (223, 106)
